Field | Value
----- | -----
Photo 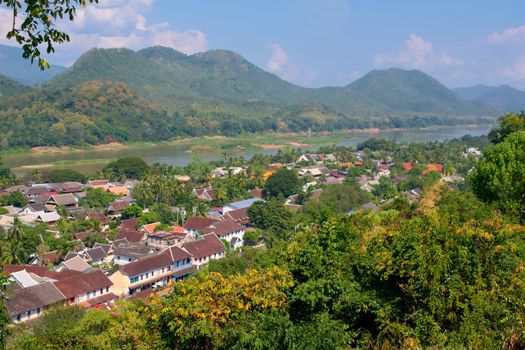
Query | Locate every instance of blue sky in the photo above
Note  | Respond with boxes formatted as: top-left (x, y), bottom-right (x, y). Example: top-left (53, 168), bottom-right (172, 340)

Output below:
top-left (2, 0), bottom-right (525, 88)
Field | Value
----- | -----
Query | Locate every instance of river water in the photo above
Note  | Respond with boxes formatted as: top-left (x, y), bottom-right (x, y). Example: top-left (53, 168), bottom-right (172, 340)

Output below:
top-left (5, 126), bottom-right (491, 174)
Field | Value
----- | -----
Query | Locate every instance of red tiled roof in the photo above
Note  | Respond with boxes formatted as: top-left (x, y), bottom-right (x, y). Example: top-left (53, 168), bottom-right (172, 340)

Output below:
top-left (119, 218), bottom-right (139, 231)
top-left (3, 265), bottom-right (83, 280)
top-left (119, 246), bottom-right (191, 277)
top-left (423, 164), bottom-right (444, 174)
top-left (171, 225), bottom-right (185, 234)
top-left (116, 230), bottom-right (145, 242)
top-left (223, 207), bottom-right (250, 225)
top-left (139, 222), bottom-right (161, 234)
top-left (183, 234), bottom-right (225, 259)
top-left (108, 201), bottom-right (129, 212)
top-left (54, 270), bottom-right (112, 299)
top-left (184, 217), bottom-right (217, 230)
top-left (203, 218), bottom-right (244, 237)
top-left (403, 162), bottom-right (414, 171)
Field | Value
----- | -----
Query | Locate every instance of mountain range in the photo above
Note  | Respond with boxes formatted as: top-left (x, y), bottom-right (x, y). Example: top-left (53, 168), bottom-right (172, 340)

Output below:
top-left (0, 44), bottom-right (507, 148)
top-left (0, 44), bottom-right (66, 86)
top-left (453, 84), bottom-right (525, 113)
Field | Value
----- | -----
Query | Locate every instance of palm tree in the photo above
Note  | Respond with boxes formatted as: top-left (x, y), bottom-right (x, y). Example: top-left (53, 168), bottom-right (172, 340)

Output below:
top-left (0, 240), bottom-right (26, 265)
top-left (8, 218), bottom-right (25, 241)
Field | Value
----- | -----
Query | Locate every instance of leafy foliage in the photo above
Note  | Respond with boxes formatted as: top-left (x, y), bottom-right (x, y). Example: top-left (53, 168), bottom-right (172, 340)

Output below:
top-left (264, 168), bottom-right (301, 199)
top-left (470, 130), bottom-right (525, 219)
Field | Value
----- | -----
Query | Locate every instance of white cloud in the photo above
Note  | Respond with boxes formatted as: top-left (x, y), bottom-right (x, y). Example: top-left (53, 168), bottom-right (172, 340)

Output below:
top-left (266, 43), bottom-right (316, 86)
top-left (267, 43), bottom-right (289, 73)
top-left (0, 8), bottom-right (12, 45)
top-left (503, 55), bottom-right (525, 80)
top-left (375, 34), bottom-right (433, 68)
top-left (489, 24), bottom-right (525, 44)
top-left (0, 0), bottom-right (208, 65)
top-left (375, 34), bottom-right (462, 69)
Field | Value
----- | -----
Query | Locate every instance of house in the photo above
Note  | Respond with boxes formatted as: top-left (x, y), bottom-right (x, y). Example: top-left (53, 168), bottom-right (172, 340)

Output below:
top-left (119, 218), bottom-right (139, 231)
top-left (182, 233), bottom-right (226, 269)
top-left (113, 244), bottom-right (155, 265)
top-left (84, 247), bottom-right (109, 265)
top-left (24, 185), bottom-right (51, 198)
top-left (74, 229), bottom-right (95, 241)
top-left (107, 186), bottom-right (129, 196)
top-left (6, 282), bottom-right (65, 323)
top-left (21, 202), bottom-right (47, 214)
top-left (296, 154), bottom-right (322, 164)
top-left (3, 264), bottom-right (81, 281)
top-left (116, 230), bottom-right (146, 243)
top-left (221, 207), bottom-right (251, 226)
top-left (54, 269), bottom-right (113, 305)
top-left (55, 255), bottom-right (92, 272)
top-left (106, 201), bottom-right (131, 216)
top-left (88, 180), bottom-right (109, 191)
top-left (46, 194), bottom-right (77, 210)
top-left (202, 219), bottom-right (245, 249)
top-left (183, 217), bottom-right (217, 235)
top-left (34, 211), bottom-right (61, 224)
top-left (146, 231), bottom-right (186, 249)
top-left (138, 222), bottom-right (162, 235)
top-left (222, 198), bottom-right (263, 213)
top-left (29, 250), bottom-right (61, 266)
top-left (110, 246), bottom-right (195, 296)
top-left (86, 211), bottom-right (110, 230)
top-left (192, 188), bottom-right (217, 201)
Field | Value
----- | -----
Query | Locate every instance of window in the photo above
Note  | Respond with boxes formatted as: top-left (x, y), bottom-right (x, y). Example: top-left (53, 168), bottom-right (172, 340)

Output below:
top-left (130, 276), bottom-right (139, 283)
top-left (128, 258), bottom-right (132, 262)
top-left (37, 308), bottom-right (41, 314)
top-left (106, 287), bottom-right (109, 292)
top-left (186, 258), bottom-right (190, 264)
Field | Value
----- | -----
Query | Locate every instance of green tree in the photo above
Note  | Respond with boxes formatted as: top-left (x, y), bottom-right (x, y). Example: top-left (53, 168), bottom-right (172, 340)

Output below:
top-left (81, 188), bottom-right (116, 209)
top-left (121, 204), bottom-right (143, 219)
top-left (2, 191), bottom-right (26, 208)
top-left (488, 112), bottom-right (525, 144)
top-left (248, 200), bottom-right (293, 241)
top-left (0, 274), bottom-right (10, 349)
top-left (264, 168), bottom-right (301, 199)
top-left (470, 130), bottom-right (525, 219)
top-left (47, 168), bottom-right (86, 183)
top-left (102, 157), bottom-right (149, 180)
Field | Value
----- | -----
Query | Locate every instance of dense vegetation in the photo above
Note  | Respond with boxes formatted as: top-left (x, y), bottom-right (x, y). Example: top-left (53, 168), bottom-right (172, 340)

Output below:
top-left (0, 114), bottom-right (522, 349)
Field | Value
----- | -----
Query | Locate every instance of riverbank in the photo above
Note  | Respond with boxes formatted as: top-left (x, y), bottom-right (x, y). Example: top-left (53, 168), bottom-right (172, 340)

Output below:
top-left (5, 125), bottom-right (491, 175)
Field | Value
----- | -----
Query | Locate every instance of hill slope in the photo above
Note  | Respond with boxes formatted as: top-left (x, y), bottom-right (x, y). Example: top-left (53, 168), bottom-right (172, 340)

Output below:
top-left (46, 46), bottom-right (493, 118)
top-left (0, 75), bottom-right (31, 99)
top-left (0, 81), bottom-right (177, 147)
top-left (346, 68), bottom-right (494, 116)
top-left (453, 85), bottom-right (496, 100)
top-left (0, 44), bottom-right (67, 86)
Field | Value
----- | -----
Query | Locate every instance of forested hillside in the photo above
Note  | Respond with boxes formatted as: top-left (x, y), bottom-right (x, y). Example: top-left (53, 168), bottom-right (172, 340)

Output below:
top-left (0, 46), bottom-right (502, 148)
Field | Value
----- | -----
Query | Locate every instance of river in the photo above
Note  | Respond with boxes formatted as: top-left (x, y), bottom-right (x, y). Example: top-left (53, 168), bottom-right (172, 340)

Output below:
top-left (4, 125), bottom-right (491, 174)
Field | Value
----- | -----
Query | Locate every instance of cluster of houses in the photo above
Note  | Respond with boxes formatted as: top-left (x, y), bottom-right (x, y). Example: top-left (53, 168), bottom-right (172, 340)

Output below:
top-left (1, 147), bottom-right (476, 324)
top-left (2, 180), bottom-right (265, 324)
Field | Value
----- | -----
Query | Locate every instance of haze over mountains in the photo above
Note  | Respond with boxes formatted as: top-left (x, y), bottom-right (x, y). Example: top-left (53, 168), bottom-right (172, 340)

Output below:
top-left (453, 84), bottom-right (525, 113)
top-left (0, 44), bottom-right (514, 148)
